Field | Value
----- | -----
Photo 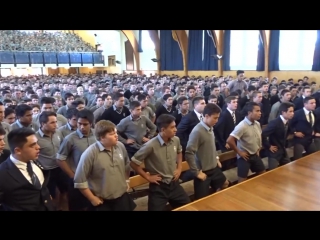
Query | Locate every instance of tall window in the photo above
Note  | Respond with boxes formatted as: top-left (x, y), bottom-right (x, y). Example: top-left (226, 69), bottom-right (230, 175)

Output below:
top-left (140, 30), bottom-right (157, 70)
top-left (229, 30), bottom-right (260, 70)
top-left (279, 30), bottom-right (317, 70)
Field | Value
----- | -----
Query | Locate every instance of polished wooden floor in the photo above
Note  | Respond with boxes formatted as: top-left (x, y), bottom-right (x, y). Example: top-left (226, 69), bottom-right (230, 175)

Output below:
top-left (174, 151), bottom-right (320, 211)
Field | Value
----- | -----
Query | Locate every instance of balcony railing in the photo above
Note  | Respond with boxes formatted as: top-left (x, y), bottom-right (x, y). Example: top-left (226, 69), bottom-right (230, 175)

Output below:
top-left (0, 51), bottom-right (104, 66)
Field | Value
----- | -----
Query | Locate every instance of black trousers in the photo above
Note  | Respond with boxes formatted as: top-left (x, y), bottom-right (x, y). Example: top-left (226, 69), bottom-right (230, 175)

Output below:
top-left (293, 141), bottom-right (317, 160)
top-left (68, 179), bottom-right (90, 211)
top-left (148, 180), bottom-right (190, 211)
top-left (193, 167), bottom-right (227, 200)
top-left (89, 192), bottom-right (136, 211)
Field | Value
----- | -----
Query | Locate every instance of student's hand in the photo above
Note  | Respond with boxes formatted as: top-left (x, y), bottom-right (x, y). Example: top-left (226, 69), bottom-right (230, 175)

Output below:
top-left (90, 196), bottom-right (103, 206)
top-left (269, 145), bottom-right (278, 153)
top-left (294, 132), bottom-right (304, 138)
top-left (126, 182), bottom-right (131, 192)
top-left (197, 170), bottom-right (207, 181)
top-left (173, 168), bottom-right (181, 181)
top-left (147, 174), bottom-right (162, 185)
top-left (217, 160), bottom-right (222, 168)
top-left (225, 143), bottom-right (230, 149)
top-left (239, 151), bottom-right (250, 160)
top-left (142, 137), bottom-right (150, 143)
top-left (126, 139), bottom-right (135, 144)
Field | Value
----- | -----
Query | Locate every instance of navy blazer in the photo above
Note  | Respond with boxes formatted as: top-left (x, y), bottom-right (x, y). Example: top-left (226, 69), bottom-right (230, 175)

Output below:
top-left (262, 116), bottom-right (289, 158)
top-left (0, 158), bottom-right (55, 211)
top-left (289, 109), bottom-right (315, 146)
top-left (176, 111), bottom-right (200, 151)
top-left (214, 109), bottom-right (242, 151)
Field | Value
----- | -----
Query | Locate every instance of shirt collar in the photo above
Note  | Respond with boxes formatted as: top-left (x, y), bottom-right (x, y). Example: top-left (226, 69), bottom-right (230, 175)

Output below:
top-left (156, 134), bottom-right (173, 146)
top-left (200, 121), bottom-right (212, 132)
top-left (130, 115), bottom-right (141, 121)
top-left (97, 141), bottom-right (117, 151)
top-left (244, 117), bottom-right (255, 125)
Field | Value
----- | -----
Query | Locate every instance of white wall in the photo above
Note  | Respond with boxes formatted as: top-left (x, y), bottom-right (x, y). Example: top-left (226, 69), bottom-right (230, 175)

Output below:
top-left (139, 30), bottom-right (157, 71)
top-left (119, 31), bottom-right (127, 72)
top-left (185, 30), bottom-right (189, 36)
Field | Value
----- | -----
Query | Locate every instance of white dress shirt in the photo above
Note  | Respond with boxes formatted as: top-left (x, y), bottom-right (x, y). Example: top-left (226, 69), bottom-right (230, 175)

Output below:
top-left (10, 155), bottom-right (44, 185)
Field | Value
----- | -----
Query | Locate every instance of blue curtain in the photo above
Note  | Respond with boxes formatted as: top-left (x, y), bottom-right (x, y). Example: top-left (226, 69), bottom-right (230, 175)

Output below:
top-left (223, 30), bottom-right (231, 71)
top-left (256, 30), bottom-right (265, 71)
top-left (160, 30), bottom-right (183, 71)
top-left (268, 30), bottom-right (280, 71)
top-left (187, 30), bottom-right (203, 70)
top-left (138, 30), bottom-right (143, 52)
top-left (202, 30), bottom-right (218, 70)
top-left (312, 30), bottom-right (320, 71)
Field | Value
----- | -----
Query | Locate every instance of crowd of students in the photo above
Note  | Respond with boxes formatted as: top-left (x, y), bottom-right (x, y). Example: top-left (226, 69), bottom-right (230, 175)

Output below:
top-left (0, 30), bottom-right (96, 52)
top-left (0, 71), bottom-right (319, 211)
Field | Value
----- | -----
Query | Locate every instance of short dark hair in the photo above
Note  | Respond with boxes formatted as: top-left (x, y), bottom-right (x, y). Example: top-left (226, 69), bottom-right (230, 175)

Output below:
top-left (76, 109), bottom-right (94, 124)
top-left (177, 96), bottom-right (188, 105)
top-left (303, 96), bottom-right (315, 104)
top-left (156, 114), bottom-right (175, 132)
top-left (279, 102), bottom-right (294, 115)
top-left (113, 92), bottom-right (124, 101)
top-left (71, 99), bottom-right (84, 108)
top-left (0, 127), bottom-right (6, 136)
top-left (192, 96), bottom-right (204, 107)
top-left (15, 104), bottom-right (32, 117)
top-left (39, 111), bottom-right (57, 126)
top-left (137, 94), bottom-right (147, 102)
top-left (244, 102), bottom-right (260, 116)
top-left (162, 94), bottom-right (172, 101)
top-left (5, 107), bottom-right (15, 118)
top-left (129, 101), bottom-right (141, 110)
top-left (64, 92), bottom-right (74, 101)
top-left (40, 97), bottom-right (54, 106)
top-left (66, 108), bottom-right (78, 119)
top-left (280, 89), bottom-right (290, 97)
top-left (203, 103), bottom-right (221, 117)
top-left (225, 96), bottom-right (237, 104)
top-left (8, 128), bottom-right (35, 153)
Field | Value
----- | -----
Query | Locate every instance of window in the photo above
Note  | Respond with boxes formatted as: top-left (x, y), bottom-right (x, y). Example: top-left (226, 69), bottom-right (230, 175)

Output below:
top-left (279, 30), bottom-right (317, 70)
top-left (108, 55), bottom-right (116, 66)
top-left (142, 30), bottom-right (155, 50)
top-left (140, 30), bottom-right (157, 70)
top-left (229, 30), bottom-right (260, 70)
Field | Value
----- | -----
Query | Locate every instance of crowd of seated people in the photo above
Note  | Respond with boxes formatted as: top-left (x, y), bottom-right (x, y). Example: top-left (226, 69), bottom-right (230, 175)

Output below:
top-left (0, 71), bottom-right (319, 211)
top-left (0, 30), bottom-right (96, 52)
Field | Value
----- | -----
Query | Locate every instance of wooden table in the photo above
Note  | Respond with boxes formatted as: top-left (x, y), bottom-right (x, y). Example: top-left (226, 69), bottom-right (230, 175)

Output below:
top-left (174, 151), bottom-right (320, 211)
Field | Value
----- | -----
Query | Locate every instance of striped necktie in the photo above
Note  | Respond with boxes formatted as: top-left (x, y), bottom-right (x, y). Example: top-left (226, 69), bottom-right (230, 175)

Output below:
top-left (232, 111), bottom-right (236, 124)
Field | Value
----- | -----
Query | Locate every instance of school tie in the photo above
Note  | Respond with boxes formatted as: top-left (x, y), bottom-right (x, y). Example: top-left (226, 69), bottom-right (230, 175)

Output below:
top-left (309, 111), bottom-right (313, 126)
top-left (26, 161), bottom-right (41, 189)
top-left (232, 111), bottom-right (236, 124)
top-left (200, 115), bottom-right (203, 121)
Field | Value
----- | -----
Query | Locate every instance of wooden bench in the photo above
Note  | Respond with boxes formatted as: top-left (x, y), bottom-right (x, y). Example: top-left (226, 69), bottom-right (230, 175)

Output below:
top-left (130, 151), bottom-right (239, 211)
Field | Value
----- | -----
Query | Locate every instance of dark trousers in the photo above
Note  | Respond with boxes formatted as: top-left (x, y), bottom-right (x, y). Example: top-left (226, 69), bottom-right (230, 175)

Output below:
top-left (268, 150), bottom-right (290, 170)
top-left (125, 145), bottom-right (138, 159)
top-left (237, 154), bottom-right (265, 179)
top-left (68, 179), bottom-right (90, 211)
top-left (148, 180), bottom-right (190, 211)
top-left (47, 167), bottom-right (69, 198)
top-left (194, 167), bottom-right (227, 200)
top-left (293, 141), bottom-right (317, 160)
top-left (89, 192), bottom-right (136, 211)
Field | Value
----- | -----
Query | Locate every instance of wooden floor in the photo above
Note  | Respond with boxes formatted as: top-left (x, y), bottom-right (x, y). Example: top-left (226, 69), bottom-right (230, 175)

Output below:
top-left (174, 151), bottom-right (320, 211)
